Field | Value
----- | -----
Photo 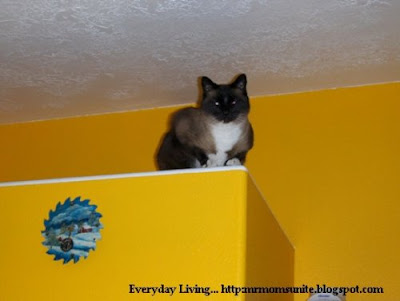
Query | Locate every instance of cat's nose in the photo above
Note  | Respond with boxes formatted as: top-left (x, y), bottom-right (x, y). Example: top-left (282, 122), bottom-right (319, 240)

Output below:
top-left (223, 111), bottom-right (229, 115)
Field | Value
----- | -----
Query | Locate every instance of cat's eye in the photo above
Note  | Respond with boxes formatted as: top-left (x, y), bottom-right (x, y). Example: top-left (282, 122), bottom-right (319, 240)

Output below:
top-left (231, 100), bottom-right (237, 105)
top-left (215, 101), bottom-right (220, 106)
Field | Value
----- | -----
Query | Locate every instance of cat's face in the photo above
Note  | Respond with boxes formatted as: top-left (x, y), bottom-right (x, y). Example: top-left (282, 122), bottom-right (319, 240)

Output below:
top-left (200, 74), bottom-right (250, 123)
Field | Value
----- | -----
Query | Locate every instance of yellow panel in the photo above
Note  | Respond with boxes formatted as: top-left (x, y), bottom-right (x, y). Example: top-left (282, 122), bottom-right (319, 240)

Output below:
top-left (247, 82), bottom-right (400, 300)
top-left (246, 175), bottom-right (294, 301)
top-left (0, 169), bottom-right (247, 300)
top-left (0, 168), bottom-right (294, 300)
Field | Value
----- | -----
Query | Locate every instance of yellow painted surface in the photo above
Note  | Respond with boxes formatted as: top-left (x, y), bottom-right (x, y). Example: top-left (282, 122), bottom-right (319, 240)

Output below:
top-left (246, 175), bottom-right (294, 300)
top-left (0, 168), bottom-right (293, 300)
top-left (0, 107), bottom-right (176, 182)
top-left (247, 82), bottom-right (400, 300)
top-left (1, 82), bottom-right (399, 300)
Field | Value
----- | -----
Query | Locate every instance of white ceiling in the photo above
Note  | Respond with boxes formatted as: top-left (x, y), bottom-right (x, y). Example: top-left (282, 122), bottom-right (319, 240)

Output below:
top-left (1, 0), bottom-right (399, 124)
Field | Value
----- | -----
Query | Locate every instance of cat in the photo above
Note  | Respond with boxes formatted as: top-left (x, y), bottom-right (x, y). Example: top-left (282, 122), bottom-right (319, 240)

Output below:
top-left (156, 73), bottom-right (253, 170)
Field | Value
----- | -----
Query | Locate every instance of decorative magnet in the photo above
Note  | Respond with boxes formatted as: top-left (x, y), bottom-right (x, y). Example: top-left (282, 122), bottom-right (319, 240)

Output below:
top-left (42, 196), bottom-right (103, 264)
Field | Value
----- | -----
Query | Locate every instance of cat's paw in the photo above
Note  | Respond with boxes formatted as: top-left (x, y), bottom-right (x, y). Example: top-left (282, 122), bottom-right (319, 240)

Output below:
top-left (205, 159), bottom-right (219, 167)
top-left (225, 158), bottom-right (242, 166)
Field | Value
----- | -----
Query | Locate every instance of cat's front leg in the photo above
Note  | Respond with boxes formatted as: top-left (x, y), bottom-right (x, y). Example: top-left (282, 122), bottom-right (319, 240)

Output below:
top-left (205, 153), bottom-right (227, 167)
top-left (192, 147), bottom-right (208, 168)
top-left (204, 157), bottom-right (219, 167)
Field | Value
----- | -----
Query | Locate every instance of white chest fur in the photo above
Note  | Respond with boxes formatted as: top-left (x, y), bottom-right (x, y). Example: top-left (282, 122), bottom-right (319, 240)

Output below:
top-left (207, 122), bottom-right (242, 167)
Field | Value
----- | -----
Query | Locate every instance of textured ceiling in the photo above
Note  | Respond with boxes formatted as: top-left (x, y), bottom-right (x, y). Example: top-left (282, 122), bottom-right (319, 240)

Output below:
top-left (1, 0), bottom-right (399, 124)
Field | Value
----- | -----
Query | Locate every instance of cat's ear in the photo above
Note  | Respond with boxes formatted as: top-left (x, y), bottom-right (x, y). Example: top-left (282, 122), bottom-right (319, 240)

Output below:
top-left (201, 76), bottom-right (217, 93)
top-left (231, 74), bottom-right (247, 91)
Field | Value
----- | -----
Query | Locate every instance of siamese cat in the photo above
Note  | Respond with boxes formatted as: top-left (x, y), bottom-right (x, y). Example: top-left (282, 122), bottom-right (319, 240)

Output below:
top-left (157, 74), bottom-right (253, 170)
